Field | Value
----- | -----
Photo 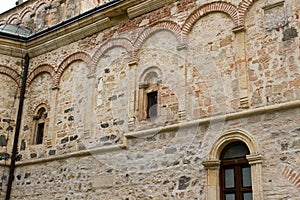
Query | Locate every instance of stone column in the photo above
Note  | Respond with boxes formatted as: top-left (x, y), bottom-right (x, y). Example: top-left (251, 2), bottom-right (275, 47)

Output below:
top-left (233, 25), bottom-right (249, 109)
top-left (247, 154), bottom-right (264, 200)
top-left (127, 60), bottom-right (138, 131)
top-left (84, 73), bottom-right (96, 137)
top-left (202, 160), bottom-right (221, 200)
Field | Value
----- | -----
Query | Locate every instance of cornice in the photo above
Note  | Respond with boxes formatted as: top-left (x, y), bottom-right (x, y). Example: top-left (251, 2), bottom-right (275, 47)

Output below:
top-left (0, 0), bottom-right (175, 58)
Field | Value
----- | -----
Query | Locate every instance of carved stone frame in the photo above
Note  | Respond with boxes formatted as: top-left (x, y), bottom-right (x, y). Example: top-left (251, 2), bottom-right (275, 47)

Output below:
top-left (137, 67), bottom-right (162, 120)
top-left (202, 129), bottom-right (264, 200)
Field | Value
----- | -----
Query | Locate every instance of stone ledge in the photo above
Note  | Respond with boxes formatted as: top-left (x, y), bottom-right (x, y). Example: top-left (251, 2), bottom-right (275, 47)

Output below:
top-left (1, 100), bottom-right (299, 167)
top-left (232, 25), bottom-right (246, 34)
top-left (125, 100), bottom-right (300, 138)
top-left (14, 144), bottom-right (126, 167)
top-left (263, 0), bottom-right (285, 10)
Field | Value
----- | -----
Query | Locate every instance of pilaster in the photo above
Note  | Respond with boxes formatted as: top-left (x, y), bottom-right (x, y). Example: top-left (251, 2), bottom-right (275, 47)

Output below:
top-left (202, 160), bottom-right (221, 200)
top-left (48, 85), bottom-right (60, 147)
top-left (247, 154), bottom-right (264, 200)
top-left (232, 25), bottom-right (249, 109)
top-left (127, 59), bottom-right (138, 131)
top-left (176, 43), bottom-right (188, 121)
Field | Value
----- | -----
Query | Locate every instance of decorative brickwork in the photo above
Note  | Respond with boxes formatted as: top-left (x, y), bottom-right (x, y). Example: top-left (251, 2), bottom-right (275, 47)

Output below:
top-left (0, 65), bottom-right (21, 87)
top-left (19, 7), bottom-right (33, 20)
top-left (28, 99), bottom-right (50, 116)
top-left (26, 64), bottom-right (55, 90)
top-left (6, 14), bottom-right (19, 24)
top-left (182, 1), bottom-right (240, 39)
top-left (238, 0), bottom-right (256, 24)
top-left (90, 38), bottom-right (133, 74)
top-left (134, 20), bottom-right (182, 56)
top-left (280, 164), bottom-right (300, 189)
top-left (54, 51), bottom-right (91, 86)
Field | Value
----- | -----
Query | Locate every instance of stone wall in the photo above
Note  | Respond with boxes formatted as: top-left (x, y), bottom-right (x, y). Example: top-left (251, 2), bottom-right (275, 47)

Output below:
top-left (4, 107), bottom-right (299, 199)
top-left (0, 0), bottom-right (299, 199)
top-left (246, 0), bottom-right (300, 107)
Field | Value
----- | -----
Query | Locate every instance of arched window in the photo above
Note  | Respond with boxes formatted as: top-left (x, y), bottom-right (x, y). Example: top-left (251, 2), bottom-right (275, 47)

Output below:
top-left (33, 107), bottom-right (47, 145)
top-left (138, 67), bottom-right (162, 120)
top-left (220, 142), bottom-right (252, 200)
top-left (202, 130), bottom-right (263, 200)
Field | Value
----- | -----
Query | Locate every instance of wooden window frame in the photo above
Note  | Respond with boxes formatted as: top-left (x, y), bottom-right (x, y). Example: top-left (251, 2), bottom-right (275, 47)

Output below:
top-left (202, 130), bottom-right (263, 200)
top-left (220, 158), bottom-right (252, 200)
top-left (146, 90), bottom-right (158, 118)
top-left (33, 107), bottom-right (47, 145)
top-left (138, 83), bottom-right (159, 120)
top-left (36, 122), bottom-right (45, 144)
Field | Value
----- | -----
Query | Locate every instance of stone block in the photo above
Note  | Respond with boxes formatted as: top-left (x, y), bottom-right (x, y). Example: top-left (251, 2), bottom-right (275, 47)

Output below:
top-left (92, 175), bottom-right (114, 189)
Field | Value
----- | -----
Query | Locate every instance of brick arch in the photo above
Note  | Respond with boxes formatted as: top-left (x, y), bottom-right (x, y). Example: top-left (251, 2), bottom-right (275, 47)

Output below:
top-left (182, 1), bottom-right (240, 40)
top-left (89, 38), bottom-right (133, 74)
top-left (29, 99), bottom-right (50, 115)
top-left (280, 164), bottom-right (300, 190)
top-left (54, 51), bottom-right (92, 86)
top-left (33, 0), bottom-right (48, 13)
top-left (238, 0), bottom-right (258, 24)
top-left (0, 65), bottom-right (21, 87)
top-left (19, 6), bottom-right (34, 20)
top-left (134, 20), bottom-right (181, 57)
top-left (26, 64), bottom-right (55, 90)
top-left (7, 14), bottom-right (20, 24)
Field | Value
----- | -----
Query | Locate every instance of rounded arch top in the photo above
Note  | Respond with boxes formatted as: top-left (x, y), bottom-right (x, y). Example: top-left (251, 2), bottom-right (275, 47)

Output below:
top-left (238, 0), bottom-right (258, 24)
top-left (182, 1), bottom-right (240, 38)
top-left (89, 37), bottom-right (133, 74)
top-left (33, 0), bottom-right (48, 13)
top-left (134, 20), bottom-right (182, 53)
top-left (54, 51), bottom-right (91, 86)
top-left (6, 14), bottom-right (20, 24)
top-left (207, 129), bottom-right (260, 160)
top-left (26, 64), bottom-right (55, 90)
top-left (139, 66), bottom-right (162, 84)
top-left (30, 99), bottom-right (50, 116)
top-left (0, 65), bottom-right (21, 87)
top-left (19, 6), bottom-right (34, 20)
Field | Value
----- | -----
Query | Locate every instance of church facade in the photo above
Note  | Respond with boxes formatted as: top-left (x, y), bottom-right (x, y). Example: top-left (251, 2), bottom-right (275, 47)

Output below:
top-left (0, 0), bottom-right (299, 199)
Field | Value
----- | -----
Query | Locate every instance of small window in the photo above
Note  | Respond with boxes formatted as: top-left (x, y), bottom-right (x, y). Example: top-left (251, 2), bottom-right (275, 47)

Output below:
top-left (36, 123), bottom-right (44, 144)
top-left (220, 142), bottom-right (252, 200)
top-left (147, 91), bottom-right (157, 118)
top-left (33, 107), bottom-right (47, 145)
top-left (138, 67), bottom-right (161, 120)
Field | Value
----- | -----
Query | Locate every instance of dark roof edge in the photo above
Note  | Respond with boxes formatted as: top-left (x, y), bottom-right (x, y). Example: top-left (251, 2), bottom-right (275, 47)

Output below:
top-left (0, 31), bottom-right (28, 41)
top-left (0, 0), bottom-right (125, 42)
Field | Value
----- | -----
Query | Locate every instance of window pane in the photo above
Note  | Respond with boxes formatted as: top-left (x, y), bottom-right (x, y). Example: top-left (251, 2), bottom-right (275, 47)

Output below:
top-left (147, 91), bottom-right (157, 118)
top-left (225, 193), bottom-right (235, 200)
top-left (36, 123), bottom-right (44, 144)
top-left (243, 192), bottom-right (252, 200)
top-left (225, 168), bottom-right (235, 188)
top-left (242, 167), bottom-right (252, 187)
top-left (221, 142), bottom-right (250, 159)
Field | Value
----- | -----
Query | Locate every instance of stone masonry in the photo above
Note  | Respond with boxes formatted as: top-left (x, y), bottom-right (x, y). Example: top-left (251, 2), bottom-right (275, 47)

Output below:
top-left (0, 0), bottom-right (299, 199)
